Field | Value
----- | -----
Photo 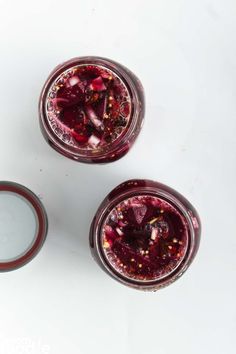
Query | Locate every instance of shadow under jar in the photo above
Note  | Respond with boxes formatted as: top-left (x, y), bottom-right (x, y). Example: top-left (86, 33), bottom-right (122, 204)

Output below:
top-left (90, 179), bottom-right (201, 291)
top-left (39, 57), bottom-right (145, 163)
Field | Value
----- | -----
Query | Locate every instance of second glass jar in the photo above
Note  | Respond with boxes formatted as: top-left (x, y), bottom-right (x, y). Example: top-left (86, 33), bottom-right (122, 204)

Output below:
top-left (90, 179), bottom-right (201, 291)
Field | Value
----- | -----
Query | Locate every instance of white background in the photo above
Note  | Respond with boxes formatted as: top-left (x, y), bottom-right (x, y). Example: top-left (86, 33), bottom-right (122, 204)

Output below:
top-left (0, 0), bottom-right (235, 353)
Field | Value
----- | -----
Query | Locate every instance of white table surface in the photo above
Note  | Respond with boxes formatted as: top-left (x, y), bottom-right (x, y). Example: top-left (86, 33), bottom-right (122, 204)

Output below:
top-left (0, 1), bottom-right (235, 353)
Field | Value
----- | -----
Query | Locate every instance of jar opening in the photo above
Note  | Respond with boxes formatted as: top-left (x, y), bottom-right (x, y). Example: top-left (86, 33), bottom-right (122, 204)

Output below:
top-left (99, 193), bottom-right (191, 284)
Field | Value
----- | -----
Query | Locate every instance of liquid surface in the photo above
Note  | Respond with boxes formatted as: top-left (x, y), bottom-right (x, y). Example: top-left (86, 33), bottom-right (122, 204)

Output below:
top-left (102, 195), bottom-right (189, 281)
top-left (0, 191), bottom-right (38, 261)
top-left (45, 64), bottom-right (131, 150)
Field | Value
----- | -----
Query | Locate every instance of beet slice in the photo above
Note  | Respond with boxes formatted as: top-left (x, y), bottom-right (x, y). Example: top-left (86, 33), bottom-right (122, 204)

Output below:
top-left (71, 130), bottom-right (88, 144)
top-left (57, 85), bottom-right (85, 107)
top-left (89, 76), bottom-right (106, 91)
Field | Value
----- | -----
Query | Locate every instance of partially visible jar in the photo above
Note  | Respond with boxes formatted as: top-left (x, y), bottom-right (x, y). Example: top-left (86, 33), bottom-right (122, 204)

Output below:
top-left (39, 56), bottom-right (145, 163)
top-left (90, 179), bottom-right (201, 291)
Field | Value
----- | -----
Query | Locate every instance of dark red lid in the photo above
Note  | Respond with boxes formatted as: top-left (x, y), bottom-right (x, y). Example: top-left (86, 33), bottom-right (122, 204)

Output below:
top-left (0, 181), bottom-right (48, 271)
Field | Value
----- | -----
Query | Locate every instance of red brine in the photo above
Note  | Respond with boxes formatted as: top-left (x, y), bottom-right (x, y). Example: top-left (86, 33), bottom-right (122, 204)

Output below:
top-left (90, 180), bottom-right (201, 291)
top-left (39, 57), bottom-right (144, 163)
top-left (102, 195), bottom-right (188, 281)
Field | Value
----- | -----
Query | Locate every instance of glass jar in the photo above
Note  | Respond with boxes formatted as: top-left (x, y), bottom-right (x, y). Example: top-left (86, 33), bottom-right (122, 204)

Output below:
top-left (0, 181), bottom-right (48, 271)
top-left (39, 56), bottom-right (145, 163)
top-left (90, 179), bottom-right (201, 291)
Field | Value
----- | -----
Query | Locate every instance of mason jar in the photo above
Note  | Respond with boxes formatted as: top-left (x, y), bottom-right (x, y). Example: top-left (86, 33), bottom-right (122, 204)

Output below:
top-left (39, 56), bottom-right (144, 163)
top-left (90, 179), bottom-right (201, 291)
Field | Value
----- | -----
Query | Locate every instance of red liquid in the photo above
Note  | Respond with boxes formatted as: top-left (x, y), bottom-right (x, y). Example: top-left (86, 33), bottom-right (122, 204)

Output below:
top-left (46, 65), bottom-right (131, 150)
top-left (102, 195), bottom-right (188, 281)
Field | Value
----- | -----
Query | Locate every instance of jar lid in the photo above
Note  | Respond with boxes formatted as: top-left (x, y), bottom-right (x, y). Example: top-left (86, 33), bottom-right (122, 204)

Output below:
top-left (0, 181), bottom-right (48, 271)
